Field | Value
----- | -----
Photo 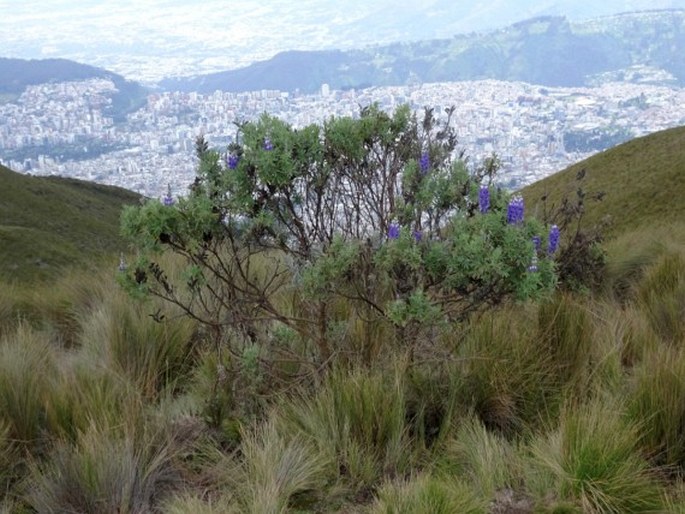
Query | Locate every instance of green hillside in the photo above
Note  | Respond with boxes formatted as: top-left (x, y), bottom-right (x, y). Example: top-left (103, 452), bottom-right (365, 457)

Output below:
top-left (0, 164), bottom-right (141, 283)
top-left (522, 125), bottom-right (685, 240)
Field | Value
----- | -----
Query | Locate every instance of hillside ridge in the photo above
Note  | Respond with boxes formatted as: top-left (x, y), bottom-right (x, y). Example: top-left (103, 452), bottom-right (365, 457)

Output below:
top-left (0, 57), bottom-right (148, 120)
top-left (522, 124), bottom-right (685, 239)
top-left (0, 164), bottom-right (141, 282)
top-left (161, 9), bottom-right (685, 94)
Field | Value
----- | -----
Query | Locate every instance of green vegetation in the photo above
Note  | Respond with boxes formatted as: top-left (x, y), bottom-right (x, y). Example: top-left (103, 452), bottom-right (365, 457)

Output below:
top-left (0, 164), bottom-right (141, 282)
top-left (163, 11), bottom-right (685, 94)
top-left (0, 117), bottom-right (685, 512)
top-left (120, 107), bottom-right (557, 369)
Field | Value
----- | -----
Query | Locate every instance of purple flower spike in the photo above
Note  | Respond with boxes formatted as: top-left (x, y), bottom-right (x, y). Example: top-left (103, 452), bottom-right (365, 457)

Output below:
top-left (532, 235), bottom-right (541, 252)
top-left (548, 225), bottom-right (560, 254)
top-left (479, 186), bottom-right (490, 214)
top-left (227, 153), bottom-right (240, 169)
top-left (419, 152), bottom-right (430, 175)
top-left (413, 230), bottom-right (422, 242)
top-left (506, 195), bottom-right (524, 224)
top-left (388, 223), bottom-right (400, 240)
top-left (162, 184), bottom-right (174, 206)
top-left (263, 138), bottom-right (273, 151)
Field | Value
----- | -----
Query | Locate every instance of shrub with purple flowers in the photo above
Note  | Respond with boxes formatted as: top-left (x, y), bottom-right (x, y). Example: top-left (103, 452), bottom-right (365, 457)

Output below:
top-left (121, 104), bottom-right (557, 364)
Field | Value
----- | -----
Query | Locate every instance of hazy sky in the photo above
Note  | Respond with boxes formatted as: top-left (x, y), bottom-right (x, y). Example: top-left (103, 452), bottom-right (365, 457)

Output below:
top-left (1, 0), bottom-right (684, 82)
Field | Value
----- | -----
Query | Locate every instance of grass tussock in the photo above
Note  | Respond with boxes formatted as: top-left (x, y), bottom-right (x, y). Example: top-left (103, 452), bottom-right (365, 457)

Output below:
top-left (0, 323), bottom-right (57, 448)
top-left (627, 345), bottom-right (685, 469)
top-left (603, 220), bottom-right (685, 302)
top-left (608, 304), bottom-right (661, 368)
top-left (442, 413), bottom-right (520, 498)
top-left (162, 493), bottom-right (239, 514)
top-left (457, 306), bottom-right (559, 436)
top-left (279, 366), bottom-right (412, 492)
top-left (232, 419), bottom-right (331, 513)
top-left (79, 289), bottom-right (197, 399)
top-left (0, 420), bottom-right (19, 494)
top-left (45, 359), bottom-right (144, 441)
top-left (369, 474), bottom-right (486, 514)
top-left (24, 423), bottom-right (181, 514)
top-left (530, 398), bottom-right (666, 513)
top-left (537, 294), bottom-right (595, 395)
top-left (636, 252), bottom-right (685, 345)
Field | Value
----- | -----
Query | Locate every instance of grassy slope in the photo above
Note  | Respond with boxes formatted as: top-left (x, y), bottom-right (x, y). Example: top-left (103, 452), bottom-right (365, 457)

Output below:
top-left (1, 128), bottom-right (685, 512)
top-left (0, 164), bottom-right (141, 283)
top-left (522, 125), bottom-right (685, 240)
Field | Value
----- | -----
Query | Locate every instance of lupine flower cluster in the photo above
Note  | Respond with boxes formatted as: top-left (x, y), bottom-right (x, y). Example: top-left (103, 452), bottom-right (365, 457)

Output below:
top-left (506, 196), bottom-right (524, 224)
top-left (227, 153), bottom-right (240, 169)
top-left (419, 152), bottom-right (430, 175)
top-left (162, 184), bottom-right (174, 206)
top-left (479, 186), bottom-right (490, 214)
top-left (388, 223), bottom-right (400, 240)
top-left (263, 138), bottom-right (274, 151)
top-left (387, 223), bottom-right (423, 242)
top-left (548, 225), bottom-right (560, 254)
top-left (532, 235), bottom-right (541, 252)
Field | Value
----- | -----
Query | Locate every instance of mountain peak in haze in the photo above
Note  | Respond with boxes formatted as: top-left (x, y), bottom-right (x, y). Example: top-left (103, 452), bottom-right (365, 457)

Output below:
top-left (161, 9), bottom-right (685, 94)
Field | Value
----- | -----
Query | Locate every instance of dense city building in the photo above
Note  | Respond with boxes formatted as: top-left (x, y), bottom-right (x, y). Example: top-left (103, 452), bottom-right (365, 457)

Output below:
top-left (2, 77), bottom-right (684, 198)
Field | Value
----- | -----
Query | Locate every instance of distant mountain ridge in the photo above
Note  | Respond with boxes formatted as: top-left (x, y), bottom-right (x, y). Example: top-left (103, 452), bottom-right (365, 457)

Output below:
top-left (161, 9), bottom-right (685, 94)
top-left (0, 57), bottom-right (148, 120)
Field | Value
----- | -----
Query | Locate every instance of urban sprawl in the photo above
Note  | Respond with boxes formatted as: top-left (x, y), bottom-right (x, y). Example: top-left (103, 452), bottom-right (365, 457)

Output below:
top-left (1, 77), bottom-right (685, 199)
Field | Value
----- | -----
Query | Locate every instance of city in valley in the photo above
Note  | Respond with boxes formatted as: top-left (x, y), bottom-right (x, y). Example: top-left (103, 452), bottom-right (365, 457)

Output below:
top-left (1, 75), bottom-right (684, 199)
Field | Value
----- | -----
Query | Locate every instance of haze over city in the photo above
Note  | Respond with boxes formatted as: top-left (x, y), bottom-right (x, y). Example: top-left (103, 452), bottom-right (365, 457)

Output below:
top-left (2, 1), bottom-right (685, 197)
top-left (2, 0), bottom-right (684, 82)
